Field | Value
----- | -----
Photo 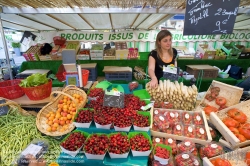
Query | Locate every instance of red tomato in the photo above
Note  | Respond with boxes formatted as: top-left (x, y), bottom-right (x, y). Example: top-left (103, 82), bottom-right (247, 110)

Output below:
top-left (204, 105), bottom-right (218, 115)
top-left (228, 127), bottom-right (239, 135)
top-left (239, 123), bottom-right (250, 139)
top-left (215, 97), bottom-right (227, 106)
top-left (227, 108), bottom-right (247, 124)
top-left (235, 134), bottom-right (246, 142)
top-left (222, 117), bottom-right (240, 128)
top-left (211, 158), bottom-right (232, 166)
top-left (245, 152), bottom-right (250, 166)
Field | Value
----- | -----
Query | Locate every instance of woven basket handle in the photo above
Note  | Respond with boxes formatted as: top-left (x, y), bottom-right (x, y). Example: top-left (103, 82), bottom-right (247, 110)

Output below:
top-left (50, 91), bottom-right (78, 107)
top-left (62, 85), bottom-right (78, 92)
top-left (0, 101), bottom-right (31, 116)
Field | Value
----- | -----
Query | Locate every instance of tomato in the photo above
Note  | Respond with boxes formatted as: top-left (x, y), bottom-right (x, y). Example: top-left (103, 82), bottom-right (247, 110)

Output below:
top-left (227, 108), bottom-right (247, 124)
top-left (210, 158), bottom-right (232, 166)
top-left (219, 105), bottom-right (228, 110)
top-left (245, 152), bottom-right (250, 166)
top-left (239, 123), bottom-right (250, 139)
top-left (204, 105), bottom-right (218, 115)
top-left (205, 94), bottom-right (215, 101)
top-left (215, 97), bottom-right (227, 106)
top-left (210, 87), bottom-right (220, 93)
top-left (222, 117), bottom-right (239, 128)
top-left (228, 127), bottom-right (239, 135)
top-left (235, 134), bottom-right (246, 142)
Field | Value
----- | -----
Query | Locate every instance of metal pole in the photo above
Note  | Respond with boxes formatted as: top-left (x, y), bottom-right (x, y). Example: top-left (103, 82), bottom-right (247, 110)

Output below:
top-left (0, 15), bottom-right (13, 80)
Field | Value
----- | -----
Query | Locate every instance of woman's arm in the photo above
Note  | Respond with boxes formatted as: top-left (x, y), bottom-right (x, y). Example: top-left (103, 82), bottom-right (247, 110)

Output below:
top-left (148, 56), bottom-right (158, 88)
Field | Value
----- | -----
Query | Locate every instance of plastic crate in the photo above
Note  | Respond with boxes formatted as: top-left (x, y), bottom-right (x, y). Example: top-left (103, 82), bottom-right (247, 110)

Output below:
top-left (83, 67), bottom-right (97, 81)
top-left (105, 72), bottom-right (132, 82)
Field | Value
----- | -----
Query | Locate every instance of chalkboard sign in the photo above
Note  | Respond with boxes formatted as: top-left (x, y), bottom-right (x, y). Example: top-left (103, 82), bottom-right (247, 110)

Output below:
top-left (0, 99), bottom-right (9, 116)
top-left (184, 0), bottom-right (240, 35)
top-left (163, 66), bottom-right (180, 81)
top-left (103, 91), bottom-right (125, 108)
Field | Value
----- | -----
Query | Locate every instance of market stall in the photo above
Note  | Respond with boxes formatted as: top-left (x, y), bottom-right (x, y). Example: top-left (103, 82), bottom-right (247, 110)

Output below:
top-left (1, 0), bottom-right (250, 166)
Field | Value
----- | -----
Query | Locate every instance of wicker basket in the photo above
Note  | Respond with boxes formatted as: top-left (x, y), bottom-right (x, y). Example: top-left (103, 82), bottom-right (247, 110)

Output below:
top-left (0, 97), bottom-right (31, 116)
top-left (36, 85), bottom-right (87, 136)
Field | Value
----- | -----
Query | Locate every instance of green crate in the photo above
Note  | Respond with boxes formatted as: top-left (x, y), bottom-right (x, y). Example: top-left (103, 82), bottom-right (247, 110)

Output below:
top-left (221, 42), bottom-right (242, 59)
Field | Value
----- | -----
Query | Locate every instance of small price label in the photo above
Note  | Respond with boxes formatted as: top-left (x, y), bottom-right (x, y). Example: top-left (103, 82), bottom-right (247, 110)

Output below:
top-left (196, 115), bottom-right (201, 121)
top-left (159, 116), bottom-right (165, 121)
top-left (211, 144), bottom-right (218, 149)
top-left (200, 128), bottom-right (205, 134)
top-left (182, 154), bottom-right (189, 159)
top-left (176, 125), bottom-right (181, 130)
top-left (170, 112), bottom-right (175, 118)
top-left (168, 138), bottom-right (173, 144)
top-left (154, 110), bottom-right (159, 115)
top-left (155, 138), bottom-right (160, 143)
top-left (185, 141), bottom-right (191, 147)
top-left (188, 126), bottom-right (193, 132)
top-left (185, 113), bottom-right (190, 119)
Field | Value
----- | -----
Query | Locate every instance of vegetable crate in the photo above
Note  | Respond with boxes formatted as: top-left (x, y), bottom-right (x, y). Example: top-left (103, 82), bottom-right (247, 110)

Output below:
top-left (104, 48), bottom-right (116, 60)
top-left (203, 146), bottom-right (250, 166)
top-left (210, 100), bottom-right (250, 149)
top-left (150, 107), bottom-right (212, 145)
top-left (103, 66), bottom-right (132, 82)
top-left (186, 65), bottom-right (219, 79)
top-left (23, 45), bottom-right (41, 61)
top-left (195, 80), bottom-right (243, 119)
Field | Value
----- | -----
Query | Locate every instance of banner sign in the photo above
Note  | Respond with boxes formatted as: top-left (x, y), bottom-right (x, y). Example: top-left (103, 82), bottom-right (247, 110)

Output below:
top-left (29, 30), bottom-right (250, 43)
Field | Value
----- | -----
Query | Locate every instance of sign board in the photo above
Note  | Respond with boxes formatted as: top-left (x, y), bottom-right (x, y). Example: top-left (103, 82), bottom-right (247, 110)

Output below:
top-left (163, 66), bottom-right (180, 81)
top-left (184, 0), bottom-right (240, 35)
top-left (0, 99), bottom-right (9, 116)
top-left (103, 90), bottom-right (124, 108)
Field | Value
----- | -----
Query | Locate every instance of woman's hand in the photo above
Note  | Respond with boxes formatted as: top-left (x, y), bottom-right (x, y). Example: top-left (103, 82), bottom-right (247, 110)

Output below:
top-left (149, 77), bottom-right (158, 89)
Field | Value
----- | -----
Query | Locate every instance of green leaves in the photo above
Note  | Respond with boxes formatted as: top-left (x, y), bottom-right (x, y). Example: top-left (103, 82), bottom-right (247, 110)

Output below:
top-left (19, 73), bottom-right (49, 87)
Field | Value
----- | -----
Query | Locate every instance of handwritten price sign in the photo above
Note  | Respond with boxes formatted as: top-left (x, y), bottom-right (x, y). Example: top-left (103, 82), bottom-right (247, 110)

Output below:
top-left (184, 0), bottom-right (240, 35)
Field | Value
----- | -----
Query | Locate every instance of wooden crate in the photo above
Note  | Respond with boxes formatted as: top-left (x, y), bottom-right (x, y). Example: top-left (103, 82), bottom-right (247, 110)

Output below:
top-left (203, 146), bottom-right (250, 166)
top-left (150, 107), bottom-right (212, 145)
top-left (38, 55), bottom-right (52, 61)
top-left (195, 80), bottom-right (243, 119)
top-left (186, 65), bottom-right (219, 79)
top-left (103, 56), bottom-right (116, 60)
top-left (210, 100), bottom-right (250, 149)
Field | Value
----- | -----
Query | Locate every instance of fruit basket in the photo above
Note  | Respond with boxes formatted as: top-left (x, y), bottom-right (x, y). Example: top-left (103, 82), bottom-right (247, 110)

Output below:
top-left (53, 36), bottom-right (66, 46)
top-left (0, 79), bottom-right (25, 99)
top-left (36, 85), bottom-right (87, 136)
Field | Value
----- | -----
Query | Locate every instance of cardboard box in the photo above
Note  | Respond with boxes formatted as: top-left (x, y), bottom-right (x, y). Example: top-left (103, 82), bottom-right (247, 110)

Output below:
top-left (198, 44), bottom-right (216, 59)
top-left (116, 50), bottom-right (128, 59)
top-left (175, 46), bottom-right (194, 59)
top-left (186, 65), bottom-right (219, 79)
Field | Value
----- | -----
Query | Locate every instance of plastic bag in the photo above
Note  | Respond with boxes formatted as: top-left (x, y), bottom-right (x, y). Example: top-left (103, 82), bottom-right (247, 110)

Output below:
top-left (13, 139), bottom-right (49, 166)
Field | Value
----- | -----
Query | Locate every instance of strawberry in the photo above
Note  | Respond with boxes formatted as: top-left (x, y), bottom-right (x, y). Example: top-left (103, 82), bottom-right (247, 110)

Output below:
top-left (60, 132), bottom-right (86, 151)
top-left (173, 123), bottom-right (183, 136)
top-left (193, 113), bottom-right (204, 125)
top-left (184, 125), bottom-right (196, 138)
top-left (153, 114), bottom-right (172, 134)
top-left (154, 146), bottom-right (170, 159)
top-left (177, 140), bottom-right (198, 156)
top-left (109, 133), bottom-right (130, 154)
top-left (202, 143), bottom-right (224, 158)
top-left (165, 111), bottom-right (181, 124)
top-left (130, 133), bottom-right (151, 151)
top-left (195, 126), bottom-right (207, 140)
top-left (84, 134), bottom-right (109, 155)
top-left (163, 138), bottom-right (177, 155)
top-left (175, 153), bottom-right (200, 166)
top-left (152, 137), bottom-right (164, 146)
top-left (183, 112), bottom-right (193, 125)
